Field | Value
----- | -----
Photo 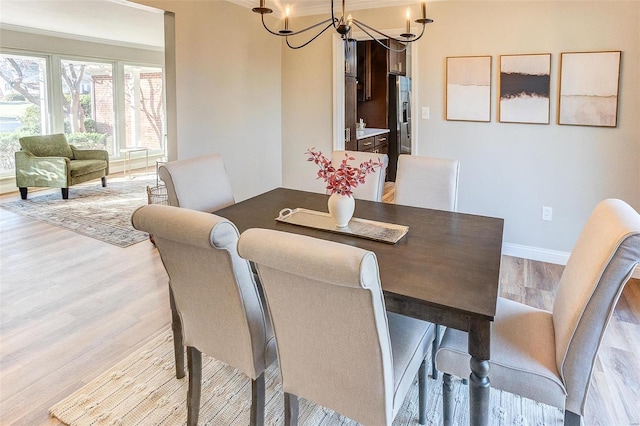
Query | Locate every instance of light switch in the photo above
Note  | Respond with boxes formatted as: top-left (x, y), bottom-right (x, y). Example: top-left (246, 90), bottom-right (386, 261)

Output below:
top-left (421, 107), bottom-right (430, 119)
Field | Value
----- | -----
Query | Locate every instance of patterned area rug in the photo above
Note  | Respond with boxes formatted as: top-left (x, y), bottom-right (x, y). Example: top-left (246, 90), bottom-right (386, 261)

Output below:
top-left (0, 176), bottom-right (157, 247)
top-left (49, 330), bottom-right (563, 426)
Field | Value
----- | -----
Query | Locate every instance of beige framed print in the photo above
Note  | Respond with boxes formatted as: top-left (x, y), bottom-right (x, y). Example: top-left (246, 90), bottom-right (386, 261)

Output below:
top-left (499, 53), bottom-right (551, 124)
top-left (446, 56), bottom-right (492, 122)
top-left (558, 51), bottom-right (621, 127)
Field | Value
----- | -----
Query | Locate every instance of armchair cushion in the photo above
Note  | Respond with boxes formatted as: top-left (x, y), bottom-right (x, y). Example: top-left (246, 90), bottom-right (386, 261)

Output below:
top-left (69, 159), bottom-right (108, 177)
top-left (19, 133), bottom-right (74, 158)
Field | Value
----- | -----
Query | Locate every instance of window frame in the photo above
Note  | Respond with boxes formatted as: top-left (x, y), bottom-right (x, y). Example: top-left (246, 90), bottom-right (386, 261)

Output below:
top-left (0, 48), bottom-right (166, 177)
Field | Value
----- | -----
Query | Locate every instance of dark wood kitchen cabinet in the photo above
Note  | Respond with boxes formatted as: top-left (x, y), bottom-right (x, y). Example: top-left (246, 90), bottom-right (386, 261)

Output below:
top-left (357, 134), bottom-right (388, 155)
top-left (345, 75), bottom-right (357, 151)
top-left (387, 39), bottom-right (406, 75)
top-left (345, 39), bottom-right (357, 151)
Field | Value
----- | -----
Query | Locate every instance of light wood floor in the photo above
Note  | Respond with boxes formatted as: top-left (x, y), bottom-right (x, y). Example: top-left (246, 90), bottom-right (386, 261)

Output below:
top-left (1, 181), bottom-right (638, 425)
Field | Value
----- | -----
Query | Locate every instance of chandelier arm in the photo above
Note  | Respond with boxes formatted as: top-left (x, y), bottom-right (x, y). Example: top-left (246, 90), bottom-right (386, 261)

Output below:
top-left (261, 13), bottom-right (335, 37)
top-left (285, 22), bottom-right (335, 49)
top-left (352, 18), bottom-right (426, 46)
top-left (350, 21), bottom-right (407, 52)
top-left (330, 0), bottom-right (340, 30)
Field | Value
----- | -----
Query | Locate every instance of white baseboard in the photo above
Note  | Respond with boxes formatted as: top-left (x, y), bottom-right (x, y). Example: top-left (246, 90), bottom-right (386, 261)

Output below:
top-left (502, 242), bottom-right (640, 279)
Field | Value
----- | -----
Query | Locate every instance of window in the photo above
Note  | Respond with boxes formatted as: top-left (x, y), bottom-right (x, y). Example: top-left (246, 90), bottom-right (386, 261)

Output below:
top-left (60, 59), bottom-right (115, 154)
top-left (0, 53), bottom-right (49, 174)
top-left (0, 50), bottom-right (165, 177)
top-left (124, 65), bottom-right (164, 150)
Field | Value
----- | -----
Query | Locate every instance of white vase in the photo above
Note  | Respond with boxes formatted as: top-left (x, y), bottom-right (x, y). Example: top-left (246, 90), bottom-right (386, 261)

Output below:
top-left (328, 193), bottom-right (355, 228)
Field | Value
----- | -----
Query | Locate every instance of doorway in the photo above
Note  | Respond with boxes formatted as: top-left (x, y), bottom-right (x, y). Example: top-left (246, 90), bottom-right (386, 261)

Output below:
top-left (333, 33), bottom-right (419, 179)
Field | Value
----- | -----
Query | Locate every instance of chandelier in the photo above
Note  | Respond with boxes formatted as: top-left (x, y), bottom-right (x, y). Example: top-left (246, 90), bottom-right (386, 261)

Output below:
top-left (252, 0), bottom-right (433, 50)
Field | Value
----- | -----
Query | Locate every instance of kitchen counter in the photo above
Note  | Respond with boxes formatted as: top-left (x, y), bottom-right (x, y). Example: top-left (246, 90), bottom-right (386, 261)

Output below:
top-left (356, 128), bottom-right (390, 140)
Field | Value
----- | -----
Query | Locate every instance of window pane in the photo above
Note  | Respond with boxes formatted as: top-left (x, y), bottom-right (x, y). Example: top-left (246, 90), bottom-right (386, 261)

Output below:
top-left (61, 59), bottom-right (114, 154)
top-left (0, 54), bottom-right (48, 174)
top-left (124, 65), bottom-right (164, 150)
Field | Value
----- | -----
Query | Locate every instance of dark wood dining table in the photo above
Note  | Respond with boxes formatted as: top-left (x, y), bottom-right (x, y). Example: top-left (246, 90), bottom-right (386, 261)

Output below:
top-left (215, 188), bottom-right (504, 426)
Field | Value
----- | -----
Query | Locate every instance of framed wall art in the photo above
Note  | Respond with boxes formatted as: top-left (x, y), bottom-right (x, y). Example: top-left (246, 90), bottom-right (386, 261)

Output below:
top-left (446, 56), bottom-right (492, 122)
top-left (499, 53), bottom-right (551, 124)
top-left (558, 51), bottom-right (621, 127)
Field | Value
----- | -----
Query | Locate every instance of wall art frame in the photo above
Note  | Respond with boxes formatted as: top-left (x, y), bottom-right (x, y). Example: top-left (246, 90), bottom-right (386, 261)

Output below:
top-left (446, 55), bottom-right (492, 122)
top-left (558, 51), bottom-right (621, 127)
top-left (499, 53), bottom-right (551, 124)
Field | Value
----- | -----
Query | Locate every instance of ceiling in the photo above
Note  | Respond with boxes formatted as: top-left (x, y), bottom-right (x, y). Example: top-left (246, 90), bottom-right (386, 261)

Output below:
top-left (0, 0), bottom-right (166, 49)
top-left (0, 0), bottom-right (424, 49)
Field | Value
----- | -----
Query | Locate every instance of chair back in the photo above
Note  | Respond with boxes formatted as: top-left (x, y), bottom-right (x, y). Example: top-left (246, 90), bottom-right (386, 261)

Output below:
top-left (158, 154), bottom-right (235, 212)
top-left (19, 134), bottom-right (74, 159)
top-left (131, 204), bottom-right (273, 379)
top-left (331, 150), bottom-right (389, 202)
top-left (394, 154), bottom-right (460, 211)
top-left (238, 228), bottom-right (396, 425)
top-left (552, 199), bottom-right (640, 414)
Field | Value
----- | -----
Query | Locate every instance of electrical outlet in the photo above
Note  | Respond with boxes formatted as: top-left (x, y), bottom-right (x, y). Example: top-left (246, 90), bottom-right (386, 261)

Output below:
top-left (542, 206), bottom-right (553, 221)
top-left (421, 106), bottom-right (430, 119)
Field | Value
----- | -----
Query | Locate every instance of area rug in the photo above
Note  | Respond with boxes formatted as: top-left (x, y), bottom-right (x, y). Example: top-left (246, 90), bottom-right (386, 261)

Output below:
top-left (49, 331), bottom-right (563, 426)
top-left (0, 176), bottom-right (157, 248)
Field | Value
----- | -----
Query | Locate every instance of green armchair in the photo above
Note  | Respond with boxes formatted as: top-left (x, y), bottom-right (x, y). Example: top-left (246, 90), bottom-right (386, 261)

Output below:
top-left (16, 133), bottom-right (109, 200)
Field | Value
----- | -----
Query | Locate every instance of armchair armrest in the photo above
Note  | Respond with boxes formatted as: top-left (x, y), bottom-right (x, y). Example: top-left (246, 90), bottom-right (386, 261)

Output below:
top-left (15, 150), bottom-right (71, 188)
top-left (71, 145), bottom-right (110, 174)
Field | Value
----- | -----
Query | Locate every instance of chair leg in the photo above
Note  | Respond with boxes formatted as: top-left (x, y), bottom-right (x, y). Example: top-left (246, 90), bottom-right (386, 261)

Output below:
top-left (101, 176), bottom-right (107, 187)
top-left (442, 373), bottom-right (454, 426)
top-left (284, 393), bottom-right (299, 426)
top-left (61, 188), bottom-right (69, 199)
top-left (564, 410), bottom-right (582, 426)
top-left (169, 288), bottom-right (185, 379)
top-left (250, 373), bottom-right (265, 426)
top-left (432, 324), bottom-right (441, 379)
top-left (187, 346), bottom-right (202, 426)
top-left (418, 359), bottom-right (427, 425)
top-left (19, 187), bottom-right (27, 200)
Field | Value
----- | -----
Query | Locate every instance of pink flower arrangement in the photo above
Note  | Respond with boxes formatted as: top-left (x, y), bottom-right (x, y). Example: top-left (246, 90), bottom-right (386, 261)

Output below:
top-left (306, 148), bottom-right (383, 197)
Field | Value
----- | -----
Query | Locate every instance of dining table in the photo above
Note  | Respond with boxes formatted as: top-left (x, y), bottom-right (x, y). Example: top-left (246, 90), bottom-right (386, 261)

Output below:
top-left (215, 187), bottom-right (504, 426)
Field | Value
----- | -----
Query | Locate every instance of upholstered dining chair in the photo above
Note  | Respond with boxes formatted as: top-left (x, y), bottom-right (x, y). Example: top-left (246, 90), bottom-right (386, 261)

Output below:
top-left (394, 154), bottom-right (460, 380)
top-left (158, 154), bottom-right (235, 212)
top-left (331, 150), bottom-right (389, 202)
top-left (156, 154), bottom-right (236, 376)
top-left (238, 228), bottom-right (436, 426)
top-left (394, 154), bottom-right (460, 211)
top-left (435, 198), bottom-right (640, 426)
top-left (131, 205), bottom-right (276, 426)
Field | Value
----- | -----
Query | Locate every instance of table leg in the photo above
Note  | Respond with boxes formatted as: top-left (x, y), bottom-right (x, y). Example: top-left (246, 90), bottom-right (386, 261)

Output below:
top-left (468, 318), bottom-right (490, 426)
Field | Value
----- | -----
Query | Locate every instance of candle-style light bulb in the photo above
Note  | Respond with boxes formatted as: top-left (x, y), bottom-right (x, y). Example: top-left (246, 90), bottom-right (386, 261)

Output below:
top-left (284, 5), bottom-right (290, 31)
top-left (421, 0), bottom-right (426, 19)
top-left (347, 13), bottom-right (353, 26)
top-left (405, 7), bottom-right (411, 34)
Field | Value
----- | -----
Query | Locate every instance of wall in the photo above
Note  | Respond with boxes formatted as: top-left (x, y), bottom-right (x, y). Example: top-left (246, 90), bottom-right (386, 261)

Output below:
top-left (281, 1), bottom-right (640, 257)
top-left (132, 0), bottom-right (284, 202)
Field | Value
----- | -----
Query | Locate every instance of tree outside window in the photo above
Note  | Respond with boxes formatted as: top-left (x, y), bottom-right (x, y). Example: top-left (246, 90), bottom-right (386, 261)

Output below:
top-left (60, 60), bottom-right (114, 153)
top-left (124, 65), bottom-right (164, 150)
top-left (0, 54), bottom-right (48, 174)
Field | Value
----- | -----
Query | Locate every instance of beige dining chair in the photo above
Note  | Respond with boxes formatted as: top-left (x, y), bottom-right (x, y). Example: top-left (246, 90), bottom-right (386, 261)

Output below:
top-left (394, 154), bottom-right (460, 211)
top-left (394, 154), bottom-right (460, 380)
top-left (131, 204), bottom-right (276, 426)
top-left (331, 150), bottom-right (389, 202)
top-left (435, 198), bottom-right (640, 426)
top-left (158, 153), bottom-right (235, 213)
top-left (238, 228), bottom-right (436, 426)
